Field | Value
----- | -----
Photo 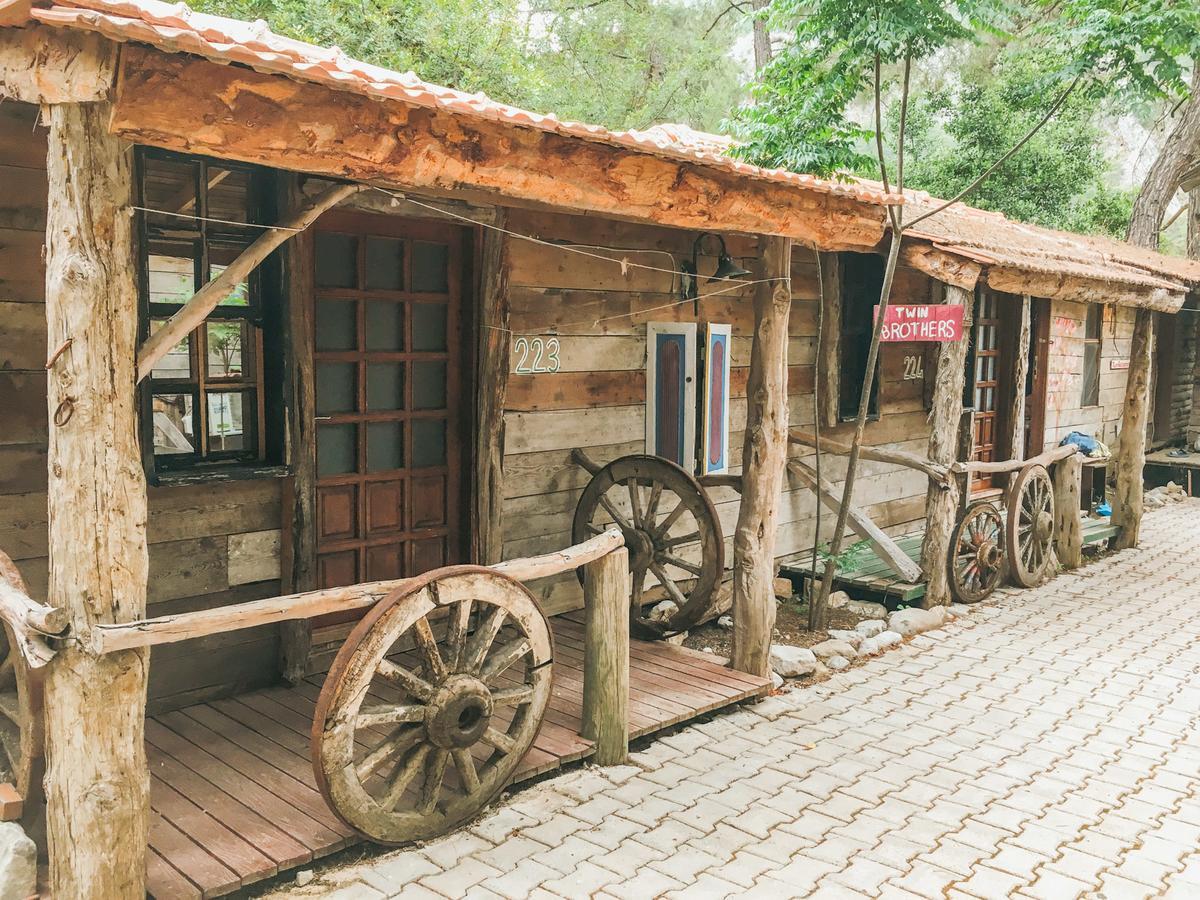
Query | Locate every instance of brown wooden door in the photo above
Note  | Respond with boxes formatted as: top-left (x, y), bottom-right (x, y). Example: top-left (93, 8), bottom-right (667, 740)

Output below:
top-left (311, 212), bottom-right (469, 613)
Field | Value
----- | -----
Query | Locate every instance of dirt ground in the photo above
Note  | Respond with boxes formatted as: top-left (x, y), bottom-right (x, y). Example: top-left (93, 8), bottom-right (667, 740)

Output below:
top-left (682, 592), bottom-right (877, 659)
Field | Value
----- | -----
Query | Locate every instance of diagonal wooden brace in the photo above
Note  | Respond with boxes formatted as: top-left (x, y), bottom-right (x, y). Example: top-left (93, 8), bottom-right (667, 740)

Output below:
top-left (137, 180), bottom-right (363, 382)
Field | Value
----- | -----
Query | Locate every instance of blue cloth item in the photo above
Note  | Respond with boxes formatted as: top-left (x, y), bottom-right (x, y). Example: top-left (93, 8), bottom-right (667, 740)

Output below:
top-left (1060, 431), bottom-right (1100, 454)
top-left (1096, 501), bottom-right (1111, 516)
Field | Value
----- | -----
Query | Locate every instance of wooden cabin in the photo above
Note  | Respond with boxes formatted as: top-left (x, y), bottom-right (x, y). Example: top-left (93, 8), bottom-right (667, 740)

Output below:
top-left (2, 2), bottom-right (1200, 896)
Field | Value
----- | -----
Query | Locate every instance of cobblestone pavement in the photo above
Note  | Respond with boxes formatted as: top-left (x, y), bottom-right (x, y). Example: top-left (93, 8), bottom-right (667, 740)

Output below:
top-left (278, 502), bottom-right (1200, 899)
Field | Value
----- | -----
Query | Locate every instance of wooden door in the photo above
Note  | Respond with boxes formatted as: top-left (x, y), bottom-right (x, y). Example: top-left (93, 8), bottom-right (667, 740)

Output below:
top-left (1024, 298), bottom-right (1050, 457)
top-left (311, 212), bottom-right (469, 613)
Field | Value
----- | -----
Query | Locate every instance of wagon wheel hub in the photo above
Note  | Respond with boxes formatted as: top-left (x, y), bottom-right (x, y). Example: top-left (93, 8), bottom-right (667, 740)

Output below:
top-left (624, 527), bottom-right (657, 573)
top-left (1034, 511), bottom-right (1053, 543)
top-left (975, 541), bottom-right (1001, 570)
top-left (426, 675), bottom-right (494, 750)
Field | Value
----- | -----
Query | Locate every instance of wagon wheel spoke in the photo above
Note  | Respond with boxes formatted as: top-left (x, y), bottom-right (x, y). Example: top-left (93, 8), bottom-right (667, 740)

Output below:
top-left (657, 552), bottom-right (703, 577)
top-left (631, 564), bottom-right (646, 610)
top-left (644, 480), bottom-right (664, 531)
top-left (626, 477), bottom-right (644, 528)
top-left (481, 726), bottom-right (516, 755)
top-left (598, 494), bottom-right (635, 532)
top-left (418, 748), bottom-right (449, 814)
top-left (413, 616), bottom-right (448, 682)
top-left (479, 637), bottom-right (531, 685)
top-left (661, 530), bottom-right (701, 549)
top-left (462, 606), bottom-right (507, 676)
top-left (444, 599), bottom-right (472, 674)
top-left (380, 742), bottom-right (432, 810)
top-left (452, 748), bottom-right (481, 795)
top-left (652, 501), bottom-right (688, 540)
top-left (355, 725), bottom-right (424, 782)
top-left (491, 684), bottom-right (534, 706)
top-left (649, 561), bottom-right (688, 608)
top-left (357, 703), bottom-right (426, 729)
top-left (377, 660), bottom-right (436, 702)
top-left (0, 652), bottom-right (14, 693)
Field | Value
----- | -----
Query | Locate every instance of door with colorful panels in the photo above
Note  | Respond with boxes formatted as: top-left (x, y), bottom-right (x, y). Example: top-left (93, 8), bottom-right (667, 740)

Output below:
top-left (311, 212), bottom-right (468, 619)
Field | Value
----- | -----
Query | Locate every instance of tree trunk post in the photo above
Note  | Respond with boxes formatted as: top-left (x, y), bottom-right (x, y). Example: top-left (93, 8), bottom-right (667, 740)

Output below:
top-left (473, 214), bottom-right (510, 566)
top-left (581, 547), bottom-right (629, 765)
top-left (1112, 307), bottom-right (1155, 549)
top-left (43, 101), bottom-right (149, 898)
top-left (1052, 454), bottom-right (1084, 569)
top-left (731, 236), bottom-right (791, 677)
top-left (1008, 294), bottom-right (1031, 465)
top-left (919, 284), bottom-right (973, 607)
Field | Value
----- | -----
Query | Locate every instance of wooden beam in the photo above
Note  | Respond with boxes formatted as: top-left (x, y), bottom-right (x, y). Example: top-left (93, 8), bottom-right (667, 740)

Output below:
top-left (0, 0), bottom-right (31, 28)
top-left (42, 100), bottom-right (149, 899)
top-left (951, 443), bottom-right (1075, 476)
top-left (92, 527), bottom-right (625, 654)
top-left (985, 266), bottom-right (1184, 313)
top-left (920, 284), bottom-right (973, 607)
top-left (787, 460), bottom-right (924, 583)
top-left (110, 46), bottom-right (890, 251)
top-left (581, 547), bottom-right (629, 766)
top-left (1008, 294), bottom-right (1032, 464)
top-left (788, 430), bottom-right (949, 485)
top-left (1112, 308), bottom-right (1155, 549)
top-left (473, 211), bottom-right (510, 565)
top-left (1052, 453), bottom-right (1084, 569)
top-left (0, 24), bottom-right (116, 103)
top-left (731, 236), bottom-right (791, 677)
top-left (899, 241), bottom-right (982, 291)
top-left (816, 252), bottom-right (842, 428)
top-left (137, 180), bottom-right (362, 382)
top-left (278, 174), bottom-right (317, 682)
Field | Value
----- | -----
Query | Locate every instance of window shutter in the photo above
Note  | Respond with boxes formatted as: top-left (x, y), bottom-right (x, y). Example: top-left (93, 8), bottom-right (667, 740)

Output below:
top-left (702, 324), bottom-right (732, 475)
top-left (646, 323), bottom-right (697, 471)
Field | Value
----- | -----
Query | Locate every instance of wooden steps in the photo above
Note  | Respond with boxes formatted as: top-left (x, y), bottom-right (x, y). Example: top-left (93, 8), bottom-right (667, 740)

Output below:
top-left (144, 617), bottom-right (769, 898)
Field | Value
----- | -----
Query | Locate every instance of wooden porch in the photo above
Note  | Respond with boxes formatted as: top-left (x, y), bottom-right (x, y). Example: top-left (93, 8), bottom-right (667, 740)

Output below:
top-left (144, 610), bottom-right (769, 898)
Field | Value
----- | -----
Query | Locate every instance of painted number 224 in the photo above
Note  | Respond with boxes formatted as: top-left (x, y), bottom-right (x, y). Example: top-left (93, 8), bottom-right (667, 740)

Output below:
top-left (902, 355), bottom-right (924, 380)
top-left (513, 337), bottom-right (561, 373)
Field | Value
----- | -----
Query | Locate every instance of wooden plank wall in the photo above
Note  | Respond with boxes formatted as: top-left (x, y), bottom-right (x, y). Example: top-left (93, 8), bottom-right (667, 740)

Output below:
top-left (0, 102), bottom-right (282, 714)
top-left (1040, 300), bottom-right (1134, 451)
top-left (499, 209), bottom-right (935, 614)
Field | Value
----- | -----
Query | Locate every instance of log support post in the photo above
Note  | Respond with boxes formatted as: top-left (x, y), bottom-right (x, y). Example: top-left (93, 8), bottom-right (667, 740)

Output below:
top-left (1052, 454), bottom-right (1084, 569)
top-left (1113, 308), bottom-right (1155, 549)
top-left (473, 213), bottom-right (510, 565)
top-left (43, 100), bottom-right (149, 898)
top-left (731, 236), bottom-right (792, 677)
top-left (1008, 294), bottom-right (1031, 466)
top-left (920, 284), bottom-right (974, 607)
top-left (581, 548), bottom-right (629, 765)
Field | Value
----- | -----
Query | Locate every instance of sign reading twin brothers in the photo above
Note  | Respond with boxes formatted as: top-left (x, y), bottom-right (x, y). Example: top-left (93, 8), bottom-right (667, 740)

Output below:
top-left (875, 304), bottom-right (965, 342)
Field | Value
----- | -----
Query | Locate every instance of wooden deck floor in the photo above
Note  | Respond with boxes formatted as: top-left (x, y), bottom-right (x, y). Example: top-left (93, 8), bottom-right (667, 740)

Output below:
top-left (145, 613), bottom-right (769, 898)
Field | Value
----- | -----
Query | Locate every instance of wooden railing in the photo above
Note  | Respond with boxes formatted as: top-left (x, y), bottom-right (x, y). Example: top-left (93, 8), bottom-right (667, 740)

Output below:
top-left (0, 550), bottom-right (66, 669)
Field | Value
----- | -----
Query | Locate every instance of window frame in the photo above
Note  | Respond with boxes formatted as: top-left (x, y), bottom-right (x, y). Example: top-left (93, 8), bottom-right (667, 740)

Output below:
top-left (135, 148), bottom-right (279, 481)
top-left (1081, 304), bottom-right (1102, 408)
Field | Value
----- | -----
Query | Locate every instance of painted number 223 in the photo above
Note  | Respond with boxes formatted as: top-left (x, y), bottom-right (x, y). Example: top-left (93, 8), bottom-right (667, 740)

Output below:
top-left (513, 337), bottom-right (561, 373)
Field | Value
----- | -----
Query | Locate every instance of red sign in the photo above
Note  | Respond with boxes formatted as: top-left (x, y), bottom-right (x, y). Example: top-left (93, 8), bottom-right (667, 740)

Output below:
top-left (1110, 359), bottom-right (1130, 370)
top-left (875, 304), bottom-right (964, 342)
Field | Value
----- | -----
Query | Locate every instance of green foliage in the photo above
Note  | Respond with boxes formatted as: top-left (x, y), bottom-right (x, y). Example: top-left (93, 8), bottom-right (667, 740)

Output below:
top-left (890, 54), bottom-right (1136, 236)
top-left (815, 538), bottom-right (873, 573)
top-left (730, 0), bottom-right (1015, 175)
top-left (191, 0), bottom-right (747, 132)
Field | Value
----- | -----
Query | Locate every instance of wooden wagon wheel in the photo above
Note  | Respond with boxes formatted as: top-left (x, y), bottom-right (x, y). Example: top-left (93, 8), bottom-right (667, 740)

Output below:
top-left (572, 454), bottom-right (724, 640)
top-left (312, 567), bottom-right (552, 844)
top-left (1007, 463), bottom-right (1055, 588)
top-left (948, 501), bottom-right (1007, 604)
top-left (0, 552), bottom-right (44, 812)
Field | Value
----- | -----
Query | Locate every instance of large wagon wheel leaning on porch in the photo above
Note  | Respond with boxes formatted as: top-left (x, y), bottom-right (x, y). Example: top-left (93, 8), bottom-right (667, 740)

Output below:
top-left (0, 552), bottom-right (44, 809)
top-left (312, 567), bottom-right (553, 844)
top-left (1007, 463), bottom-right (1055, 588)
top-left (948, 500), bottom-right (1007, 604)
top-left (572, 455), bottom-right (724, 641)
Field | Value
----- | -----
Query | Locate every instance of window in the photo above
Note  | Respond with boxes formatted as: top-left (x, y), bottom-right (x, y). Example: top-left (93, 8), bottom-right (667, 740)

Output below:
top-left (137, 150), bottom-right (273, 472)
top-left (1082, 304), bottom-right (1102, 407)
top-left (838, 253), bottom-right (883, 420)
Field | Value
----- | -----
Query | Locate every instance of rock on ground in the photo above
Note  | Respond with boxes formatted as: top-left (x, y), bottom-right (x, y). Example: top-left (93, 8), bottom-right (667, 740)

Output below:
top-left (770, 671), bottom-right (784, 690)
top-left (717, 615), bottom-right (733, 629)
top-left (949, 604), bottom-right (971, 617)
top-left (855, 619), bottom-right (886, 639)
top-left (810, 639), bottom-right (858, 660)
top-left (827, 655), bottom-right (851, 671)
top-left (845, 599), bottom-right (887, 620)
top-left (649, 600), bottom-right (678, 623)
top-left (827, 629), bottom-right (864, 650)
top-left (827, 590), bottom-right (851, 609)
top-left (0, 822), bottom-right (35, 900)
top-left (888, 606), bottom-right (948, 638)
top-left (769, 645), bottom-right (818, 677)
top-left (774, 577), bottom-right (794, 599)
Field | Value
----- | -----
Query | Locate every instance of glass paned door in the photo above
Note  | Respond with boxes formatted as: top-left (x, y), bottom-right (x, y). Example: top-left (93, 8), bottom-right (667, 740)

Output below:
top-left (311, 213), bottom-right (467, 617)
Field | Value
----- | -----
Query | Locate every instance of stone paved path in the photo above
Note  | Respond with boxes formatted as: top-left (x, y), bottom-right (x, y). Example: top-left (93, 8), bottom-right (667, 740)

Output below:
top-left (276, 501), bottom-right (1200, 899)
